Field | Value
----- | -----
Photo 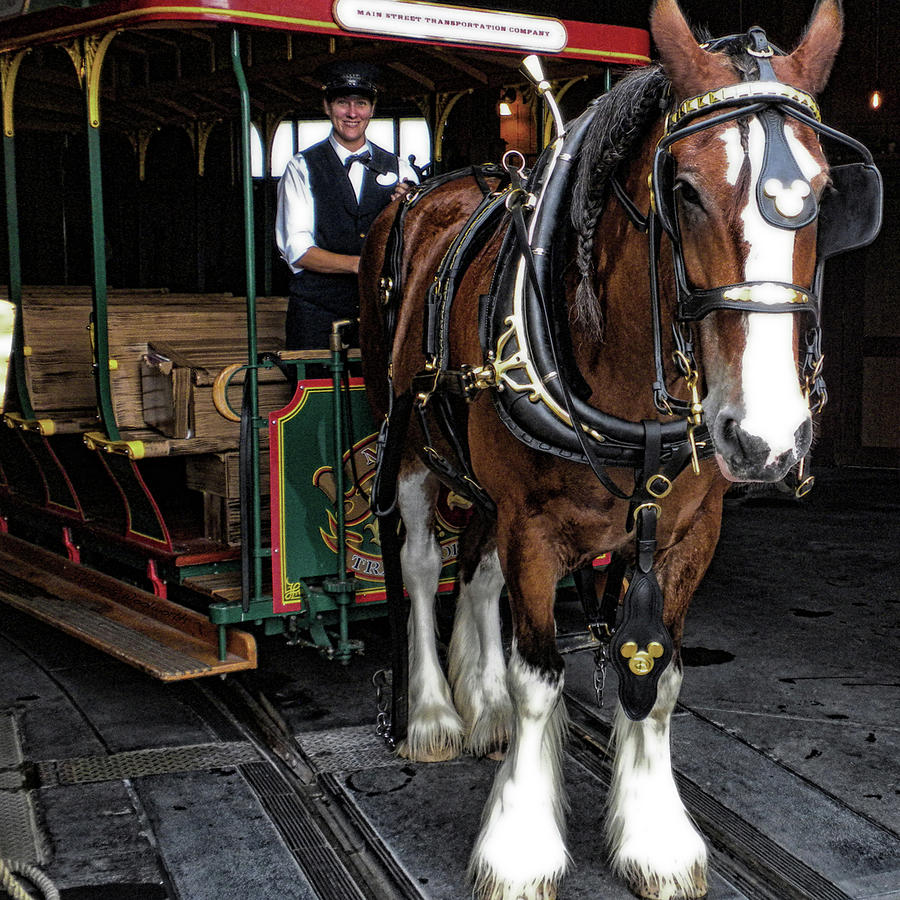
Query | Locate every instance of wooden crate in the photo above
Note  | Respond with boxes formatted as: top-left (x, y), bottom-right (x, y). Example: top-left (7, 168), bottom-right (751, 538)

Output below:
top-left (203, 492), bottom-right (271, 546)
top-left (185, 450), bottom-right (270, 500)
top-left (110, 297), bottom-right (289, 439)
top-left (187, 450), bottom-right (271, 546)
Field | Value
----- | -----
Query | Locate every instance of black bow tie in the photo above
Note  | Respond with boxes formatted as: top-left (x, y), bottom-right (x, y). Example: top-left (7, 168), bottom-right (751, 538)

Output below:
top-left (344, 151), bottom-right (371, 170)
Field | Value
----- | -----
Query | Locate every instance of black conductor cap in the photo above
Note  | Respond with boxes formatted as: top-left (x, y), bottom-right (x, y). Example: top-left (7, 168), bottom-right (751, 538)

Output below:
top-left (320, 61), bottom-right (379, 101)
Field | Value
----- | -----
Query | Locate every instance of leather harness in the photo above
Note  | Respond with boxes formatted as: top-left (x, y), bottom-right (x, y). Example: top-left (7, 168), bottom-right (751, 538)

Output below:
top-left (371, 27), bottom-right (883, 733)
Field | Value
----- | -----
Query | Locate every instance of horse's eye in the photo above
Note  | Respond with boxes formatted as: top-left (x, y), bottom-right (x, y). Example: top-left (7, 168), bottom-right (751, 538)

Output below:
top-left (674, 179), bottom-right (702, 209)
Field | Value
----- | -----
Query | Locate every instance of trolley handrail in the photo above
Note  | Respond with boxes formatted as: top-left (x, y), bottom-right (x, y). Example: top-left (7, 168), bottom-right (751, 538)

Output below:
top-left (231, 27), bottom-right (263, 611)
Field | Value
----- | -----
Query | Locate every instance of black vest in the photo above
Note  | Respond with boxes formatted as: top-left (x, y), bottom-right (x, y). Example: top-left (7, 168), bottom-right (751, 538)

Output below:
top-left (290, 140), bottom-right (400, 318)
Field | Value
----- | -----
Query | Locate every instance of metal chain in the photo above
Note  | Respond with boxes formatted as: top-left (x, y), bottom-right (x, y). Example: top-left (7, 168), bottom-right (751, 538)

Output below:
top-left (592, 643), bottom-right (610, 708)
top-left (372, 669), bottom-right (395, 749)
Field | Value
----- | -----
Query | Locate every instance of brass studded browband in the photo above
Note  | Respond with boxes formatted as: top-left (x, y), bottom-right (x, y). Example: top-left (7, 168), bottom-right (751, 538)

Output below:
top-left (667, 80), bottom-right (822, 131)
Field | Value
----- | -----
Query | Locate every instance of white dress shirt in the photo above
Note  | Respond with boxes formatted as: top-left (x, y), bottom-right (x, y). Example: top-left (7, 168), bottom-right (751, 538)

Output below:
top-left (275, 135), bottom-right (418, 275)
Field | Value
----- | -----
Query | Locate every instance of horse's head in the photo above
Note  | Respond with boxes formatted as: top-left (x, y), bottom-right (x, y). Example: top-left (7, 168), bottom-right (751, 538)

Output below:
top-left (650, 0), bottom-right (851, 482)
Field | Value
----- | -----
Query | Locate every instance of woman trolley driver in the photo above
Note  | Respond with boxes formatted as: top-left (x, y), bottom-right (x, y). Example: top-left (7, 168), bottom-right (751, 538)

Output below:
top-left (275, 61), bottom-right (418, 351)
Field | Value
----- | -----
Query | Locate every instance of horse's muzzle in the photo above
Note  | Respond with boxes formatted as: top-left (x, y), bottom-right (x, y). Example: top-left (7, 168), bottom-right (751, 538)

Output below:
top-left (711, 410), bottom-right (812, 482)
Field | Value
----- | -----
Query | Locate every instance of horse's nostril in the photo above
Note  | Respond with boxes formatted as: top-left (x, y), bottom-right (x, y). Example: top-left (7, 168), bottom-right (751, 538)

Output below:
top-left (721, 418), bottom-right (738, 445)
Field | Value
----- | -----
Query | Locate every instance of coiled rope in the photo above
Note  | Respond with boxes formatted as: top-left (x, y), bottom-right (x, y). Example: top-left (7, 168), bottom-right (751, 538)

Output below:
top-left (0, 859), bottom-right (59, 900)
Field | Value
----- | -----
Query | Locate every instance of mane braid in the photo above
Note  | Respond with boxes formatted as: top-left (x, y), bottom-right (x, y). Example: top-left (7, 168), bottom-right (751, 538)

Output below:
top-left (570, 64), bottom-right (669, 335)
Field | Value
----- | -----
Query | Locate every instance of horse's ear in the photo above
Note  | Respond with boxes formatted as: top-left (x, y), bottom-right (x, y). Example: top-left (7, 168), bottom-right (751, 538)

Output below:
top-left (774, 0), bottom-right (843, 95)
top-left (650, 0), bottom-right (734, 98)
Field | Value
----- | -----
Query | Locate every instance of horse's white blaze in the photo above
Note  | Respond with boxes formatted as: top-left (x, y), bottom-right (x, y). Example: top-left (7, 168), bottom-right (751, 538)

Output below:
top-left (738, 117), bottom-right (813, 464)
top-left (606, 666), bottom-right (707, 899)
top-left (719, 125), bottom-right (743, 185)
top-left (448, 550), bottom-right (512, 755)
top-left (398, 469), bottom-right (463, 758)
top-left (470, 646), bottom-right (568, 897)
top-left (785, 121), bottom-right (827, 181)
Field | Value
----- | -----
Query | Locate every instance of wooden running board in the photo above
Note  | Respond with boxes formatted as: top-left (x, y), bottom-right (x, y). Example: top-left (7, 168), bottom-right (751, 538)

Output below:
top-left (0, 533), bottom-right (256, 681)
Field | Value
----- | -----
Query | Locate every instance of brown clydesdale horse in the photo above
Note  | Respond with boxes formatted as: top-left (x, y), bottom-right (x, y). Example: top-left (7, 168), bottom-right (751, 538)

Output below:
top-left (358, 0), bottom-right (878, 897)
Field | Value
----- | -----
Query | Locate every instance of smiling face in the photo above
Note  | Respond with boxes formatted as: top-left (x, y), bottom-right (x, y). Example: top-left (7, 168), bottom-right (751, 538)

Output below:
top-left (324, 93), bottom-right (374, 151)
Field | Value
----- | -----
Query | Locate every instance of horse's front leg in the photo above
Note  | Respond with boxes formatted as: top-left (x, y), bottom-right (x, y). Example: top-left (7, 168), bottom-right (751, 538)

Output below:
top-left (448, 514), bottom-right (512, 757)
top-left (606, 486), bottom-right (726, 900)
top-left (397, 464), bottom-right (464, 762)
top-left (470, 529), bottom-right (568, 900)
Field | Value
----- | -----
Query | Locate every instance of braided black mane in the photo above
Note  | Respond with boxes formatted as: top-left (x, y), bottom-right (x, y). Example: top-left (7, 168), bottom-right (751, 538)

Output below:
top-left (570, 64), bottom-right (669, 332)
top-left (570, 31), bottom-right (758, 334)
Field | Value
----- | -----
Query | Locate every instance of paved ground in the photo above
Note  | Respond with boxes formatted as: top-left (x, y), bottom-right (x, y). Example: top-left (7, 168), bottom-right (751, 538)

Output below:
top-left (0, 466), bottom-right (897, 899)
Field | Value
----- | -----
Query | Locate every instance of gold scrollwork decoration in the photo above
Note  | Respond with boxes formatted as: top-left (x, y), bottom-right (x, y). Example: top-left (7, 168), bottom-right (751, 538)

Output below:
top-left (132, 126), bottom-right (156, 182)
top-left (85, 32), bottom-right (119, 128)
top-left (0, 49), bottom-right (29, 138)
top-left (196, 119), bottom-right (218, 177)
top-left (64, 32), bottom-right (119, 128)
top-left (492, 315), bottom-right (542, 401)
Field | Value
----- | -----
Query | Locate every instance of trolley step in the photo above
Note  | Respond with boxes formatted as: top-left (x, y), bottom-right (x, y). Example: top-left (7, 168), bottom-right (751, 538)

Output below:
top-left (0, 533), bottom-right (256, 681)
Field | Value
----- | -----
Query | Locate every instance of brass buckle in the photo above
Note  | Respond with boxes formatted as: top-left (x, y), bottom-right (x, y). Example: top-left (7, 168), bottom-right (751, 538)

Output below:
top-left (632, 501), bottom-right (662, 521)
top-left (646, 474), bottom-right (673, 499)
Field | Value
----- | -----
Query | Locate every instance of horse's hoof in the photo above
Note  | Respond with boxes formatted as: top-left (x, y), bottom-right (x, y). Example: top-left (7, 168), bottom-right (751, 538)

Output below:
top-left (399, 704), bottom-right (465, 762)
top-left (397, 741), bottom-right (459, 763)
top-left (627, 866), bottom-right (708, 900)
top-left (474, 877), bottom-right (557, 900)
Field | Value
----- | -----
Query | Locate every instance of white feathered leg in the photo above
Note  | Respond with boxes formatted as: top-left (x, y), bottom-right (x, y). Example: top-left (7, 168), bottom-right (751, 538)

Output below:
top-left (397, 467), bottom-right (464, 762)
top-left (469, 645), bottom-right (569, 900)
top-left (448, 549), bottom-right (511, 757)
top-left (606, 664), bottom-right (708, 899)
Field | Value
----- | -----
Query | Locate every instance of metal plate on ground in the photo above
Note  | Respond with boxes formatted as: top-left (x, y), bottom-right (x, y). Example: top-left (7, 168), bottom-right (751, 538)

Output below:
top-left (0, 713), bottom-right (23, 768)
top-left (0, 790), bottom-right (43, 864)
top-left (295, 725), bottom-right (405, 773)
top-left (36, 741), bottom-right (261, 785)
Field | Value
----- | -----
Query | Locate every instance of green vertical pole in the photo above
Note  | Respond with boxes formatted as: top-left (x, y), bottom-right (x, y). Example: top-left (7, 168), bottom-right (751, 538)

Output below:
top-left (231, 29), bottom-right (262, 603)
top-left (327, 324), bottom-right (355, 663)
top-left (80, 33), bottom-right (119, 441)
top-left (86, 121), bottom-right (118, 440)
top-left (2, 51), bottom-right (33, 418)
top-left (262, 123), bottom-right (273, 297)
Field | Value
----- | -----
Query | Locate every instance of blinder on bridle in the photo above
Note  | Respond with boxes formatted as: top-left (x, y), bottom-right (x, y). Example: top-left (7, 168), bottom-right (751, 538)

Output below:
top-left (646, 27), bottom-right (883, 415)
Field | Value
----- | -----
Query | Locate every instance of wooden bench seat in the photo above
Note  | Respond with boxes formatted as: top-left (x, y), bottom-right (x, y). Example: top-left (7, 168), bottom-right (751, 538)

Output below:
top-left (7, 286), bottom-right (241, 421)
top-left (4, 285), bottom-right (290, 452)
top-left (107, 297), bottom-right (289, 442)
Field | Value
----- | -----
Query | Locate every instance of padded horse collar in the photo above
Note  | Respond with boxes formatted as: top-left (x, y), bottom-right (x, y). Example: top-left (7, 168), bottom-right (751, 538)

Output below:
top-left (481, 106), bottom-right (712, 482)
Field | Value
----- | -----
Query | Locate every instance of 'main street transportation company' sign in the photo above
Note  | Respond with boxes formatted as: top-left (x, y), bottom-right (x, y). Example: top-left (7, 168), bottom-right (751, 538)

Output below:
top-left (333, 0), bottom-right (568, 54)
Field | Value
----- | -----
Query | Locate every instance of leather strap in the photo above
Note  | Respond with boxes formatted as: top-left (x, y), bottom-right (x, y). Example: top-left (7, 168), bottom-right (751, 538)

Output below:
top-left (609, 503), bottom-right (674, 720)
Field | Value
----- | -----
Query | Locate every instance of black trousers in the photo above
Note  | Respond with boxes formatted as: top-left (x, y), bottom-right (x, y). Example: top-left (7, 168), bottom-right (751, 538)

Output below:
top-left (286, 272), bottom-right (359, 351)
top-left (285, 277), bottom-right (361, 383)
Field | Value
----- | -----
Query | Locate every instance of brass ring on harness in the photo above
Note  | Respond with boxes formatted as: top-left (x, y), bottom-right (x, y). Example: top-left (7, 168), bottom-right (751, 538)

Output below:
top-left (645, 473), bottom-right (673, 498)
top-left (501, 148), bottom-right (526, 178)
top-left (795, 475), bottom-right (815, 499)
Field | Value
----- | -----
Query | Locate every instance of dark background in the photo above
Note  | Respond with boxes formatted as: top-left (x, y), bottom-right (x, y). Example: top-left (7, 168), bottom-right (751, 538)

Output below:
top-left (467, 0), bottom-right (897, 155)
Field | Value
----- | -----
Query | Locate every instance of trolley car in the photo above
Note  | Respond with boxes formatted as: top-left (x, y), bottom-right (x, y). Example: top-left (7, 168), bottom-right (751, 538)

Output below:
top-left (0, 0), bottom-right (649, 678)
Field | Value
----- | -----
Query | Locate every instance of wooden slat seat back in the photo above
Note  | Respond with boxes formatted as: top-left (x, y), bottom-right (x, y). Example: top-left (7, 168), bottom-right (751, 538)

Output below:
top-left (108, 296), bottom-right (291, 452)
top-left (4, 286), bottom-right (236, 421)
